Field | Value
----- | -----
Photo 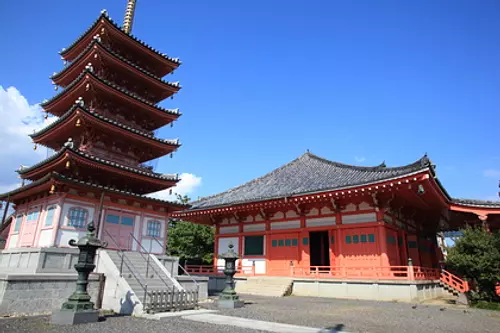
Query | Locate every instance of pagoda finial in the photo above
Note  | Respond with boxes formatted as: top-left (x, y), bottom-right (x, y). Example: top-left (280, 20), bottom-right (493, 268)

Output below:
top-left (123, 0), bottom-right (137, 34)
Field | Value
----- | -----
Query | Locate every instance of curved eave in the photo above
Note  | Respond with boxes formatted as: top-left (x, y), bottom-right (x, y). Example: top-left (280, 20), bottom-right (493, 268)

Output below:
top-left (53, 39), bottom-right (181, 95)
top-left (0, 172), bottom-right (187, 210)
top-left (60, 13), bottom-right (181, 77)
top-left (18, 148), bottom-right (179, 185)
top-left (449, 199), bottom-right (500, 216)
top-left (0, 173), bottom-right (56, 202)
top-left (41, 70), bottom-right (181, 125)
top-left (31, 105), bottom-right (181, 156)
top-left (173, 168), bottom-right (433, 218)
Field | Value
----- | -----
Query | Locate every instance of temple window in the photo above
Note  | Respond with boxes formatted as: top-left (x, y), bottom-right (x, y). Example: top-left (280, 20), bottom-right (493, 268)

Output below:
top-left (13, 214), bottom-right (23, 232)
top-left (27, 210), bottom-right (40, 222)
top-left (244, 235), bottom-right (264, 256)
top-left (146, 220), bottom-right (161, 238)
top-left (44, 206), bottom-right (56, 227)
top-left (68, 207), bottom-right (88, 228)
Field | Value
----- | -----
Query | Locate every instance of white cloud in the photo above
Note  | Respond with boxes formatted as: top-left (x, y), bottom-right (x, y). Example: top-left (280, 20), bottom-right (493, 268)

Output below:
top-left (354, 156), bottom-right (366, 163)
top-left (0, 86), bottom-right (55, 190)
top-left (147, 173), bottom-right (202, 202)
top-left (483, 169), bottom-right (500, 178)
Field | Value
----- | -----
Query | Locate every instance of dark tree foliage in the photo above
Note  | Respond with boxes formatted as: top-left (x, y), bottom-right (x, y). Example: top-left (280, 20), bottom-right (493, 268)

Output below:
top-left (167, 194), bottom-right (214, 264)
top-left (446, 226), bottom-right (500, 302)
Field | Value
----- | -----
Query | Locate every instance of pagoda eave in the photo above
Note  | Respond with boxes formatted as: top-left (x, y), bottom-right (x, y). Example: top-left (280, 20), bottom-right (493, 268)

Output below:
top-left (60, 13), bottom-right (180, 77)
top-left (42, 71), bottom-right (180, 127)
top-left (31, 105), bottom-right (180, 158)
top-left (0, 172), bottom-right (186, 212)
top-left (53, 40), bottom-right (181, 101)
top-left (18, 148), bottom-right (178, 193)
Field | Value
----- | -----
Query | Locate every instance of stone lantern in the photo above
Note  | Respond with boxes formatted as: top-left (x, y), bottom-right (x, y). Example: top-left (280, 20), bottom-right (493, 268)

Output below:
top-left (217, 242), bottom-right (244, 309)
top-left (51, 221), bottom-right (107, 325)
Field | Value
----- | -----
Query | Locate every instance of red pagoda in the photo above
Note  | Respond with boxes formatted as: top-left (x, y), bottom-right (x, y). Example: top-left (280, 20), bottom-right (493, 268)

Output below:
top-left (0, 4), bottom-right (186, 253)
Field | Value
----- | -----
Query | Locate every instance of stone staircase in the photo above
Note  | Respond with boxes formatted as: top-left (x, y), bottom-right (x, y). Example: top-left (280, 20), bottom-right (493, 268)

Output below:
top-left (236, 277), bottom-right (293, 297)
top-left (106, 250), bottom-right (181, 303)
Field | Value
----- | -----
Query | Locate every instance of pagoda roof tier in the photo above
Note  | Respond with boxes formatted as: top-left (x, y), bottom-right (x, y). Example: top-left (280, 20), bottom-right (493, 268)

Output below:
top-left (52, 39), bottom-right (181, 103)
top-left (60, 12), bottom-right (180, 77)
top-left (41, 70), bottom-right (180, 129)
top-left (184, 152), bottom-right (438, 211)
top-left (0, 172), bottom-right (186, 211)
top-left (31, 104), bottom-right (180, 162)
top-left (17, 147), bottom-right (178, 195)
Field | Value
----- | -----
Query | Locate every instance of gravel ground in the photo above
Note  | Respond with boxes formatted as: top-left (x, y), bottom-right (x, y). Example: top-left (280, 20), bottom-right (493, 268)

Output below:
top-left (201, 295), bottom-right (500, 333)
top-left (0, 315), bottom-right (269, 333)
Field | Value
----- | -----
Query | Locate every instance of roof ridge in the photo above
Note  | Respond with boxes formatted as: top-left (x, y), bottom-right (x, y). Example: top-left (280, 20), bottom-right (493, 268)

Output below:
top-left (304, 152), bottom-right (430, 171)
top-left (31, 104), bottom-right (181, 146)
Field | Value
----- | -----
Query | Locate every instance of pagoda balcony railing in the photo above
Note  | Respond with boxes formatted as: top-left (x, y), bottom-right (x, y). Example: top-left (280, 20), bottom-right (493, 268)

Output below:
top-left (184, 264), bottom-right (443, 282)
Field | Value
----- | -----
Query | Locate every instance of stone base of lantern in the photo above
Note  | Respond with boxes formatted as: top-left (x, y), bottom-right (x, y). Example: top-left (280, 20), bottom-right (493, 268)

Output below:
top-left (217, 298), bottom-right (245, 309)
top-left (51, 309), bottom-right (100, 325)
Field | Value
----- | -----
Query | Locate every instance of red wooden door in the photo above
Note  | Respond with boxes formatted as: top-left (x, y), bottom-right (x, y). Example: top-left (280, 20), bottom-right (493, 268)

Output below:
top-left (103, 214), bottom-right (135, 250)
top-left (21, 211), bottom-right (39, 247)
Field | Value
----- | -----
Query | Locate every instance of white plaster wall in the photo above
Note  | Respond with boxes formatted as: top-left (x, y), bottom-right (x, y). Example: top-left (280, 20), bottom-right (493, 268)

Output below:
top-left (132, 215), bottom-right (141, 251)
top-left (219, 226), bottom-right (239, 234)
top-left (140, 239), bottom-right (163, 254)
top-left (7, 235), bottom-right (19, 249)
top-left (270, 220), bottom-right (300, 230)
top-left (38, 229), bottom-right (53, 247)
top-left (218, 237), bottom-right (239, 255)
top-left (306, 217), bottom-right (336, 227)
top-left (241, 258), bottom-right (266, 274)
top-left (56, 230), bottom-right (86, 247)
top-left (342, 213), bottom-right (377, 224)
top-left (243, 223), bottom-right (265, 232)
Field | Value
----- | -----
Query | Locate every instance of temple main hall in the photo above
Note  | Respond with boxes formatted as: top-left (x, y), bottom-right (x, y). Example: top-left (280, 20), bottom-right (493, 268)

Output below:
top-left (174, 152), bottom-right (500, 280)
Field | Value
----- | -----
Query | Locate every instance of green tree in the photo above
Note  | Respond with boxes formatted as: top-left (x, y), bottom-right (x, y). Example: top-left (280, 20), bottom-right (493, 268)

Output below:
top-left (167, 194), bottom-right (214, 264)
top-left (446, 226), bottom-right (500, 302)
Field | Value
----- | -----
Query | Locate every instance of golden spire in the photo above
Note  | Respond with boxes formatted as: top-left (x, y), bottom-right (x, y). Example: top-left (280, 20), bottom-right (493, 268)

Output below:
top-left (123, 0), bottom-right (138, 34)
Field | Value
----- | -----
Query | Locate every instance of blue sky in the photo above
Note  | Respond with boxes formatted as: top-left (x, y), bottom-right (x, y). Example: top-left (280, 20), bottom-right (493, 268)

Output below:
top-left (0, 0), bottom-right (499, 202)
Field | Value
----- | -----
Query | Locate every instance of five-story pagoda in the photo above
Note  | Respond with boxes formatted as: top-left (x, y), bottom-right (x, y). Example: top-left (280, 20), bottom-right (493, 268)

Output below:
top-left (1, 3), bottom-right (186, 253)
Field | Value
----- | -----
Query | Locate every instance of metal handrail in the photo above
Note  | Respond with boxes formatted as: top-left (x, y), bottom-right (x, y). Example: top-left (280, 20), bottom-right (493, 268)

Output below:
top-left (129, 233), bottom-right (173, 291)
top-left (102, 229), bottom-right (149, 304)
top-left (150, 235), bottom-right (199, 291)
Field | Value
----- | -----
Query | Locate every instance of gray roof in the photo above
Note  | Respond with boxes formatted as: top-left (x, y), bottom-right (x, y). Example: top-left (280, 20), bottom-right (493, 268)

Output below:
top-left (190, 152), bottom-right (433, 210)
top-left (451, 198), bottom-right (500, 208)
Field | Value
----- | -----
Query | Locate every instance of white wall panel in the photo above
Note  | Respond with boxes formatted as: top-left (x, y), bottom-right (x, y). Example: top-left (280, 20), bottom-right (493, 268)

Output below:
top-left (342, 213), bottom-right (377, 224)
top-left (306, 216), bottom-right (336, 227)
top-left (270, 220), bottom-right (300, 230)
top-left (38, 229), bottom-right (53, 247)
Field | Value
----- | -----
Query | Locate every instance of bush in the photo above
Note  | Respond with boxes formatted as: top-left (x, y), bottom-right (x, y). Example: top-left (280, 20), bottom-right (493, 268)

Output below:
top-left (445, 226), bottom-right (500, 302)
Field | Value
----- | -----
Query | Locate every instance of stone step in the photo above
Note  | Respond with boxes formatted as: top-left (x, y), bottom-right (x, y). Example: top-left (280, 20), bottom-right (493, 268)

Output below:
top-left (235, 277), bottom-right (293, 297)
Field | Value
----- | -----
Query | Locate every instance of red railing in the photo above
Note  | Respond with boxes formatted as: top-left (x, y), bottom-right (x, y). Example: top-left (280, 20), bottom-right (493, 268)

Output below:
top-left (185, 264), bottom-right (440, 281)
top-left (185, 264), bottom-right (256, 276)
top-left (440, 269), bottom-right (469, 293)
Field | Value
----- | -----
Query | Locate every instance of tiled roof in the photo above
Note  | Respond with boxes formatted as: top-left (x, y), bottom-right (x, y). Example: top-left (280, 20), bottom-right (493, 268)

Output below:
top-left (60, 11), bottom-right (181, 67)
top-left (190, 152), bottom-right (433, 210)
top-left (53, 38), bottom-right (181, 89)
top-left (41, 69), bottom-right (181, 118)
top-left (31, 104), bottom-right (181, 147)
top-left (452, 198), bottom-right (500, 208)
top-left (17, 147), bottom-right (178, 181)
top-left (0, 172), bottom-right (186, 208)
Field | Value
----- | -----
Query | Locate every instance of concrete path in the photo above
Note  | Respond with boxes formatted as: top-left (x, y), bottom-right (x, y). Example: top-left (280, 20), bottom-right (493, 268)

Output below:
top-left (183, 313), bottom-right (351, 333)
